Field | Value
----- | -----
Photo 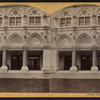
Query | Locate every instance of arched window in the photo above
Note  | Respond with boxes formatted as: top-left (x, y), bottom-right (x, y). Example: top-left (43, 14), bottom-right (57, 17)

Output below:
top-left (28, 9), bottom-right (41, 26)
top-left (59, 10), bottom-right (72, 27)
top-left (97, 10), bottom-right (100, 25)
top-left (78, 9), bottom-right (91, 26)
top-left (9, 9), bottom-right (22, 26)
top-left (0, 10), bottom-right (3, 26)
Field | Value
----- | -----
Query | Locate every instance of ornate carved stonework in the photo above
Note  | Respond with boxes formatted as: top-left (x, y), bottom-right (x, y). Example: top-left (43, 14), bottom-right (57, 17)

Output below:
top-left (57, 37), bottom-right (72, 49)
top-left (7, 34), bottom-right (23, 49)
top-left (28, 36), bottom-right (42, 46)
top-left (43, 44), bottom-right (51, 49)
top-left (77, 35), bottom-right (92, 48)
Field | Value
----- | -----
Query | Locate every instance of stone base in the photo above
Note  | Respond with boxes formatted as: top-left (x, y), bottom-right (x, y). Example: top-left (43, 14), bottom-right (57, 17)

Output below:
top-left (0, 66), bottom-right (8, 72)
top-left (91, 66), bottom-right (98, 73)
top-left (21, 66), bottom-right (28, 72)
top-left (70, 66), bottom-right (78, 73)
top-left (42, 68), bottom-right (58, 74)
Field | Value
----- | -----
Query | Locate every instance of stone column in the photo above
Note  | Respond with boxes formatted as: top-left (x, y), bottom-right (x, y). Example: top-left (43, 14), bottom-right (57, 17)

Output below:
top-left (70, 46), bottom-right (78, 72)
top-left (1, 47), bottom-right (8, 72)
top-left (51, 50), bottom-right (59, 73)
top-left (42, 45), bottom-right (52, 73)
top-left (91, 46), bottom-right (98, 72)
top-left (21, 46), bottom-right (28, 72)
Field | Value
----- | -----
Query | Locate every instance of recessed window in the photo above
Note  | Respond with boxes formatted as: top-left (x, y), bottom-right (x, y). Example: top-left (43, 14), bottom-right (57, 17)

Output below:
top-left (66, 18), bottom-right (71, 26)
top-left (10, 17), bottom-right (15, 26)
top-left (79, 17), bottom-right (90, 26)
top-left (85, 17), bottom-right (90, 25)
top-left (98, 16), bottom-right (100, 25)
top-left (60, 18), bottom-right (65, 27)
top-left (36, 17), bottom-right (41, 25)
top-left (29, 17), bottom-right (34, 25)
top-left (10, 17), bottom-right (21, 26)
top-left (29, 17), bottom-right (41, 26)
top-left (79, 17), bottom-right (84, 26)
top-left (0, 18), bottom-right (2, 26)
top-left (60, 18), bottom-right (71, 27)
top-left (16, 17), bottom-right (21, 26)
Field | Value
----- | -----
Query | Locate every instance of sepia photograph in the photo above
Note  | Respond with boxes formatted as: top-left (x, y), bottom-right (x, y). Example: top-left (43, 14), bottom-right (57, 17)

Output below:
top-left (0, 2), bottom-right (100, 97)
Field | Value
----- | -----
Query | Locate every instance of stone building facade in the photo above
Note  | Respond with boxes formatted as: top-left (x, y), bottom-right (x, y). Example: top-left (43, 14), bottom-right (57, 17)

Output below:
top-left (0, 4), bottom-right (100, 74)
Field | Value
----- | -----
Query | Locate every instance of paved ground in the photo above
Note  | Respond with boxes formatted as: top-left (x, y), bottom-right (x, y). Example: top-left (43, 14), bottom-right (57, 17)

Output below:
top-left (0, 78), bottom-right (100, 93)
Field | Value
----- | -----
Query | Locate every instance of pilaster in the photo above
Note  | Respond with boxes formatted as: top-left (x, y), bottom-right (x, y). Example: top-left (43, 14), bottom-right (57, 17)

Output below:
top-left (21, 45), bottom-right (28, 72)
top-left (91, 45), bottom-right (98, 73)
top-left (0, 46), bottom-right (8, 72)
top-left (70, 46), bottom-right (78, 72)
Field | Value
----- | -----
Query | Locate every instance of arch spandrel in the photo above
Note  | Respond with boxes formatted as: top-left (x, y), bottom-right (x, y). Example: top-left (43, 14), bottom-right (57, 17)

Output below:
top-left (76, 34), bottom-right (93, 48)
top-left (77, 7), bottom-right (92, 17)
top-left (57, 34), bottom-right (73, 49)
top-left (96, 35), bottom-right (100, 47)
top-left (8, 8), bottom-right (23, 16)
top-left (7, 34), bottom-right (23, 49)
top-left (27, 33), bottom-right (45, 49)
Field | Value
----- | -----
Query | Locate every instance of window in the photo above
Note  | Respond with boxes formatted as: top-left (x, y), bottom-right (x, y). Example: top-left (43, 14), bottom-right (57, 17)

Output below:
top-left (29, 17), bottom-right (34, 25)
top-left (60, 18), bottom-right (65, 27)
top-left (10, 17), bottom-right (21, 26)
top-left (60, 18), bottom-right (71, 27)
top-left (79, 17), bottom-right (84, 26)
top-left (10, 17), bottom-right (15, 26)
top-left (36, 17), bottom-right (41, 25)
top-left (85, 17), bottom-right (90, 25)
top-left (98, 16), bottom-right (100, 25)
top-left (66, 18), bottom-right (71, 26)
top-left (79, 17), bottom-right (90, 26)
top-left (0, 18), bottom-right (2, 26)
top-left (29, 17), bottom-right (41, 26)
top-left (16, 17), bottom-right (21, 26)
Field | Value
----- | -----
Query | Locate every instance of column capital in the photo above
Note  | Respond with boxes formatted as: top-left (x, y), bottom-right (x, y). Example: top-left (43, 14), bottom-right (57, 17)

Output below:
top-left (92, 45), bottom-right (97, 50)
top-left (23, 45), bottom-right (27, 51)
top-left (2, 46), bottom-right (6, 50)
top-left (43, 44), bottom-right (51, 49)
top-left (72, 46), bottom-right (76, 50)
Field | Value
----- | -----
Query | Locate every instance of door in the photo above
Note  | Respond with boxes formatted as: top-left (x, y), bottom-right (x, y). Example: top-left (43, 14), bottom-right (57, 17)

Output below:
top-left (11, 55), bottom-right (22, 70)
top-left (64, 56), bottom-right (72, 70)
top-left (81, 56), bottom-right (92, 70)
top-left (28, 56), bottom-right (40, 70)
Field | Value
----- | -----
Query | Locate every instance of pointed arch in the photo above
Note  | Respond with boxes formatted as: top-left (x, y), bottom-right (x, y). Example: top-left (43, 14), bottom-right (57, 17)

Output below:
top-left (76, 33), bottom-right (93, 48)
top-left (59, 8), bottom-right (73, 17)
top-left (8, 8), bottom-right (23, 16)
top-left (27, 33), bottom-right (45, 47)
top-left (7, 33), bottom-right (23, 48)
top-left (77, 7), bottom-right (92, 16)
top-left (96, 35), bottom-right (100, 47)
top-left (57, 34), bottom-right (73, 49)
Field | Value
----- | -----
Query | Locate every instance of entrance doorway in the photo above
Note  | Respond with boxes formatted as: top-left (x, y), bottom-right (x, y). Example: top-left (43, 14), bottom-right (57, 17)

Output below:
top-left (64, 56), bottom-right (72, 70)
top-left (11, 55), bottom-right (22, 70)
top-left (81, 56), bottom-right (92, 70)
top-left (28, 56), bottom-right (40, 70)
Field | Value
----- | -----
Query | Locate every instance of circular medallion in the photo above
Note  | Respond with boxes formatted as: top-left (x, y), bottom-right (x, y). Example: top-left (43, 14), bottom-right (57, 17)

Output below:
top-left (63, 11), bottom-right (68, 16)
top-left (13, 10), bottom-right (18, 15)
top-left (32, 10), bottom-right (37, 15)
top-left (82, 10), bottom-right (87, 15)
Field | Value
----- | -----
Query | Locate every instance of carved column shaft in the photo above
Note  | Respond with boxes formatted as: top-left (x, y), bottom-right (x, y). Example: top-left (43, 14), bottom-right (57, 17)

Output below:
top-left (92, 46), bottom-right (97, 66)
top-left (70, 46), bottom-right (78, 72)
top-left (23, 49), bottom-right (27, 66)
top-left (2, 49), bottom-right (7, 66)
top-left (21, 46), bottom-right (28, 72)
top-left (72, 48), bottom-right (76, 66)
top-left (91, 46), bottom-right (98, 72)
